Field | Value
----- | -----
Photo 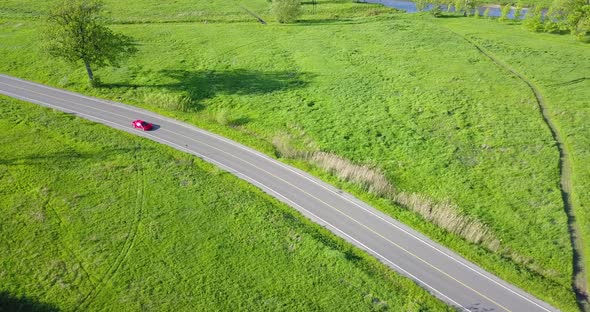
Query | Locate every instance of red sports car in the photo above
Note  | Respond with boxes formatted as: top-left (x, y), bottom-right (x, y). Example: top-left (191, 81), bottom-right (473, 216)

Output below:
top-left (132, 119), bottom-right (153, 131)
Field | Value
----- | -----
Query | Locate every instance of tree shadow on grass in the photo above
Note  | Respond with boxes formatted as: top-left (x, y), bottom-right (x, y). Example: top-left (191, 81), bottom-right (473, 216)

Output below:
top-left (294, 18), bottom-right (365, 26)
top-left (301, 0), bottom-right (350, 4)
top-left (0, 147), bottom-right (144, 166)
top-left (293, 12), bottom-right (400, 26)
top-left (434, 14), bottom-right (464, 18)
top-left (0, 292), bottom-right (59, 312)
top-left (227, 117), bottom-right (251, 127)
top-left (102, 69), bottom-right (314, 113)
top-left (159, 69), bottom-right (312, 101)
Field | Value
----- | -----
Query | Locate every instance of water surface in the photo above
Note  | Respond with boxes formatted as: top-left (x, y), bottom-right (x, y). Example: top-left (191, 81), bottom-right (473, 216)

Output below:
top-left (364, 0), bottom-right (532, 19)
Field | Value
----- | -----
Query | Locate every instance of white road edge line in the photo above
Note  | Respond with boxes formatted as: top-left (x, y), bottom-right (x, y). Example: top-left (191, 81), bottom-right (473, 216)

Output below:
top-left (0, 89), bottom-right (470, 312)
top-left (0, 75), bottom-right (555, 311)
top-left (4, 85), bottom-right (500, 307)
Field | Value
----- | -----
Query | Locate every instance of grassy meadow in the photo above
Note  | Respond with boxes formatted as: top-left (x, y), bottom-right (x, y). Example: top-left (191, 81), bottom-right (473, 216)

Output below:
top-left (0, 97), bottom-right (451, 311)
top-left (438, 15), bottom-right (590, 299)
top-left (1, 0), bottom-right (588, 311)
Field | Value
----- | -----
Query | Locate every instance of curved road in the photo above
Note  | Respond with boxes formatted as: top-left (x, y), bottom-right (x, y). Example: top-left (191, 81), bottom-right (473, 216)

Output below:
top-left (0, 74), bottom-right (558, 312)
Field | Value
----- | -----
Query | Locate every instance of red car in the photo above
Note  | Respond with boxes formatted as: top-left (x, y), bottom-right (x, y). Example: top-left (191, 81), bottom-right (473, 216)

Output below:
top-left (132, 119), bottom-right (153, 131)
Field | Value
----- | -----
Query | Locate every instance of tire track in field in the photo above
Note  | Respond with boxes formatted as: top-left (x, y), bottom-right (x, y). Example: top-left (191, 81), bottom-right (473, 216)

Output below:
top-left (75, 159), bottom-right (145, 311)
top-left (4, 167), bottom-right (97, 299)
top-left (448, 29), bottom-right (589, 311)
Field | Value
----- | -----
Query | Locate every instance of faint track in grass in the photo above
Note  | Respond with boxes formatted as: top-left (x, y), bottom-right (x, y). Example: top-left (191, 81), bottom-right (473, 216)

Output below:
top-left (75, 159), bottom-right (145, 311)
top-left (4, 163), bottom-right (97, 300)
top-left (448, 29), bottom-right (589, 311)
top-left (0, 72), bottom-right (563, 312)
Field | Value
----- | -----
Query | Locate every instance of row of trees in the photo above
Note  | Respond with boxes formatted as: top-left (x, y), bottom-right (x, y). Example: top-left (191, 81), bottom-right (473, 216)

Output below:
top-left (416, 0), bottom-right (589, 41)
top-left (44, 0), bottom-right (586, 85)
top-left (415, 0), bottom-right (480, 16)
top-left (525, 0), bottom-right (590, 41)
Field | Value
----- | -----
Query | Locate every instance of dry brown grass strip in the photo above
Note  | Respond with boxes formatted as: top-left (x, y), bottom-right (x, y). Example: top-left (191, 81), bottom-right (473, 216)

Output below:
top-left (272, 134), bottom-right (561, 277)
top-left (272, 134), bottom-right (497, 247)
top-left (394, 192), bottom-right (499, 250)
top-left (308, 151), bottom-right (396, 197)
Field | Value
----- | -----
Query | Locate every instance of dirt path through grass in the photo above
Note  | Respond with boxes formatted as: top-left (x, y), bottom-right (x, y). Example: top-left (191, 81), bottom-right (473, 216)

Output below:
top-left (75, 160), bottom-right (145, 311)
top-left (447, 29), bottom-right (589, 311)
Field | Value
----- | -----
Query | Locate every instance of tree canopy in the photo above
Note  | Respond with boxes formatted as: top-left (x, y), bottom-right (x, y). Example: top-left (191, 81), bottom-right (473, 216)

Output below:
top-left (558, 0), bottom-right (590, 40)
top-left (530, 0), bottom-right (590, 41)
top-left (45, 0), bottom-right (137, 84)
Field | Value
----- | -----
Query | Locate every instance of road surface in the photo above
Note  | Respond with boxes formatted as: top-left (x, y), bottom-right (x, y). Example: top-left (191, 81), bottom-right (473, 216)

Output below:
top-left (0, 74), bottom-right (559, 312)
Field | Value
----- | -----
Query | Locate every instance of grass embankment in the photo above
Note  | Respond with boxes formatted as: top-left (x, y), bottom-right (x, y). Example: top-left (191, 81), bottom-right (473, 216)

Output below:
top-left (439, 15), bottom-right (590, 301)
top-left (0, 1), bottom-right (586, 310)
top-left (0, 97), bottom-right (450, 311)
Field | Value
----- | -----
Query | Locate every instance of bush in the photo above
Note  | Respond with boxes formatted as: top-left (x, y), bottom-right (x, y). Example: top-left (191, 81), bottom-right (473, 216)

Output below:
top-left (414, 0), bottom-right (428, 12)
top-left (430, 5), bottom-right (443, 17)
top-left (499, 4), bottom-right (511, 22)
top-left (446, 3), bottom-right (454, 12)
top-left (523, 6), bottom-right (544, 32)
top-left (514, 6), bottom-right (522, 20)
top-left (464, 0), bottom-right (477, 16)
top-left (568, 3), bottom-right (590, 41)
top-left (544, 20), bottom-right (562, 33)
top-left (272, 0), bottom-right (301, 24)
top-left (454, 0), bottom-right (464, 13)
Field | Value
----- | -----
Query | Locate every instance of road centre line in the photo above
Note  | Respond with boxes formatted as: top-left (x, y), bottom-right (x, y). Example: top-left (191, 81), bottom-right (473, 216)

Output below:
top-left (0, 87), bottom-right (470, 312)
top-left (0, 74), bottom-right (549, 311)
top-left (1, 81), bottom-right (505, 308)
top-left (1, 76), bottom-right (554, 311)
top-left (155, 128), bottom-right (512, 312)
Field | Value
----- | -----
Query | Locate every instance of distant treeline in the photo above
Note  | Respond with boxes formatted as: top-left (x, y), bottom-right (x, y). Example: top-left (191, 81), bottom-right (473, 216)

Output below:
top-left (416, 0), bottom-right (590, 41)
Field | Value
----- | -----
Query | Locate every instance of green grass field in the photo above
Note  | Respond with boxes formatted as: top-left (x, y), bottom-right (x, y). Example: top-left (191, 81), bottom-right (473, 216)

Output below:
top-left (0, 97), bottom-right (450, 311)
top-left (438, 15), bottom-right (590, 302)
top-left (0, 1), bottom-right (588, 311)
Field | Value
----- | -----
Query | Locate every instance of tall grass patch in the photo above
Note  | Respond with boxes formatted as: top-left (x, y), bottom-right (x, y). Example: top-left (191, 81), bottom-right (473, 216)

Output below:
top-left (274, 135), bottom-right (501, 251)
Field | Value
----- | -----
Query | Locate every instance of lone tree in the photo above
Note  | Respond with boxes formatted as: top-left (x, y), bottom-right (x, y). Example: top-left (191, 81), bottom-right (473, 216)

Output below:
top-left (45, 0), bottom-right (137, 85)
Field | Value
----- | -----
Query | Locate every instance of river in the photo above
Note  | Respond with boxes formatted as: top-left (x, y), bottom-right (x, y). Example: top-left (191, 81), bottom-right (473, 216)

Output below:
top-left (363, 0), bottom-right (533, 18)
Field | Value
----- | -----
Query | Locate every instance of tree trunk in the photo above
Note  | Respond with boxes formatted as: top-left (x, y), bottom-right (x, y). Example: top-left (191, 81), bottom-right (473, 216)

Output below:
top-left (84, 60), bottom-right (94, 81)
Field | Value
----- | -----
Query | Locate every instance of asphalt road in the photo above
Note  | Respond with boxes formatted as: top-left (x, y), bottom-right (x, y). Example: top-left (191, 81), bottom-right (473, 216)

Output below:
top-left (0, 74), bottom-right (559, 312)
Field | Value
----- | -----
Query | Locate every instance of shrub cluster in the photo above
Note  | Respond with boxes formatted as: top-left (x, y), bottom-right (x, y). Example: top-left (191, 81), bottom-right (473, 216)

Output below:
top-left (523, 1), bottom-right (589, 41)
top-left (271, 0), bottom-right (302, 23)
